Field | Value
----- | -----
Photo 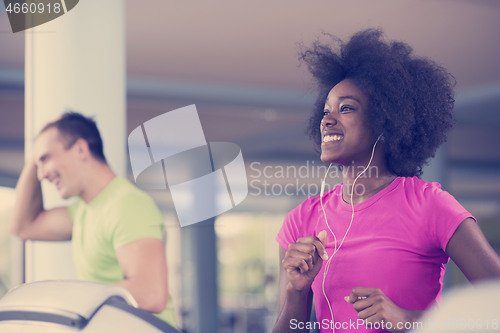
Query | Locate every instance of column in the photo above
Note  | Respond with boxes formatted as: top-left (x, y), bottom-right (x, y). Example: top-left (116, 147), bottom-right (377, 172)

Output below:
top-left (24, 0), bottom-right (125, 282)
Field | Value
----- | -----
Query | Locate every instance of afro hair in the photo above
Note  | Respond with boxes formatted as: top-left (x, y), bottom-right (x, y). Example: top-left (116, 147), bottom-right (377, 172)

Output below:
top-left (301, 29), bottom-right (455, 177)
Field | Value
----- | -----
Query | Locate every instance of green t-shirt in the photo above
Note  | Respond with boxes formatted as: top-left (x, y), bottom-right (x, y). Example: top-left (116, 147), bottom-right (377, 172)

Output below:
top-left (68, 177), bottom-right (176, 327)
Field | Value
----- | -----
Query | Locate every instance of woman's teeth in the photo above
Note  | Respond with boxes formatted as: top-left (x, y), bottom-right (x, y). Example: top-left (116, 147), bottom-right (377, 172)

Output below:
top-left (323, 134), bottom-right (343, 142)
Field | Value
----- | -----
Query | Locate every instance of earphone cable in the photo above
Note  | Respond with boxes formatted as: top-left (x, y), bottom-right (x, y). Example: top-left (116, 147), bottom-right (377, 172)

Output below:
top-left (320, 134), bottom-right (382, 333)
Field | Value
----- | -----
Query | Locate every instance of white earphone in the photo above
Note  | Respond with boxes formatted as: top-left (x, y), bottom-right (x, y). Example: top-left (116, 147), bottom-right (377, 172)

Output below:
top-left (319, 133), bottom-right (383, 332)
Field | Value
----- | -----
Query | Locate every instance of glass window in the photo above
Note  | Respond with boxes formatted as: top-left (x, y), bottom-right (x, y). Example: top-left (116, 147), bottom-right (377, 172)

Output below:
top-left (0, 187), bottom-right (15, 297)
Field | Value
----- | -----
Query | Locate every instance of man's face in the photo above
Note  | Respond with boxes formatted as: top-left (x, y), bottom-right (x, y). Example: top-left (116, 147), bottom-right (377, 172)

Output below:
top-left (33, 128), bottom-right (81, 199)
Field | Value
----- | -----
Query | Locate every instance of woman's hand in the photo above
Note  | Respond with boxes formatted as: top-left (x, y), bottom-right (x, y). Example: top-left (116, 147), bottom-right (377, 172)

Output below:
top-left (345, 287), bottom-right (424, 332)
top-left (282, 230), bottom-right (328, 292)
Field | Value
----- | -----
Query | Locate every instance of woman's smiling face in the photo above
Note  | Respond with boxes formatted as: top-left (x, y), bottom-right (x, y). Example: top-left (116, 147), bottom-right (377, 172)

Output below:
top-left (320, 79), bottom-right (374, 165)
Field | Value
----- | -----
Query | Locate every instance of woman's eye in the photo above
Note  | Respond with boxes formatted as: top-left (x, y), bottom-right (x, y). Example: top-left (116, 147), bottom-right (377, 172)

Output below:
top-left (340, 105), bottom-right (354, 113)
top-left (322, 110), bottom-right (330, 117)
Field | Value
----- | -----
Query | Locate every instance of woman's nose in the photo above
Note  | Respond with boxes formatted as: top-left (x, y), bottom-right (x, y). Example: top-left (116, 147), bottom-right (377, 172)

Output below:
top-left (321, 113), bottom-right (337, 128)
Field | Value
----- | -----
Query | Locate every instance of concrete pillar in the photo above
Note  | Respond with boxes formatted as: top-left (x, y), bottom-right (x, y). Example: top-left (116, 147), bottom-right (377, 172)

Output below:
top-left (178, 162), bottom-right (219, 333)
top-left (181, 220), bottom-right (219, 333)
top-left (24, 0), bottom-right (125, 282)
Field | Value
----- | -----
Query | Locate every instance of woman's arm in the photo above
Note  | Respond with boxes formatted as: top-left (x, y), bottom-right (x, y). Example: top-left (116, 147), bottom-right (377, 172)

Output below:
top-left (446, 217), bottom-right (500, 281)
top-left (346, 218), bottom-right (500, 333)
top-left (273, 246), bottom-right (314, 333)
top-left (344, 287), bottom-right (424, 332)
top-left (273, 232), bottom-right (328, 333)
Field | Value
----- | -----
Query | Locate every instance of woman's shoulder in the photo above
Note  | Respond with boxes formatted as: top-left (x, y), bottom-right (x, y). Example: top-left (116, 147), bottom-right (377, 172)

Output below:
top-left (398, 176), bottom-right (444, 196)
top-left (279, 183), bottom-right (343, 241)
top-left (396, 176), bottom-right (462, 213)
top-left (288, 183), bottom-right (343, 215)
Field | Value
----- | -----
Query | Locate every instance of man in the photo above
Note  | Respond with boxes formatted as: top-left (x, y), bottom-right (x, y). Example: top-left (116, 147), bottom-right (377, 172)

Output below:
top-left (10, 112), bottom-right (176, 327)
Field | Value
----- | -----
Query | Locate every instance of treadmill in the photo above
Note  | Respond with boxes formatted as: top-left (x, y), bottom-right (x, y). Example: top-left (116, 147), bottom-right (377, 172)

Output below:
top-left (0, 280), bottom-right (180, 332)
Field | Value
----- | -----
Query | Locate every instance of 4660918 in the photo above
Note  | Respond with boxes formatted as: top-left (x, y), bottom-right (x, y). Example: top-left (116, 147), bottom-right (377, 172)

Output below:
top-left (444, 318), bottom-right (498, 330)
top-left (5, 2), bottom-right (62, 14)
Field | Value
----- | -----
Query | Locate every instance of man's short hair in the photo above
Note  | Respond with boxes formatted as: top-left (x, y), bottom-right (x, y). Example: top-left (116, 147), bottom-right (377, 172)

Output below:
top-left (40, 112), bottom-right (107, 163)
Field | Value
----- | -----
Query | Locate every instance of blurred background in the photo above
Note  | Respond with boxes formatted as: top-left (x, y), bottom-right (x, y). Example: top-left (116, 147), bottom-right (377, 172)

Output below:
top-left (1, 1), bottom-right (500, 332)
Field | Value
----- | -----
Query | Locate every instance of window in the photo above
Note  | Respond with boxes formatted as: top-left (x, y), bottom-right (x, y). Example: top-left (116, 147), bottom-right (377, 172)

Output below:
top-left (0, 186), bottom-right (16, 297)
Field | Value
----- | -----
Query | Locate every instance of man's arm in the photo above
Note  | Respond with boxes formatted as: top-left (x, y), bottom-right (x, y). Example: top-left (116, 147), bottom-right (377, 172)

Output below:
top-left (116, 238), bottom-right (169, 313)
top-left (9, 159), bottom-right (73, 241)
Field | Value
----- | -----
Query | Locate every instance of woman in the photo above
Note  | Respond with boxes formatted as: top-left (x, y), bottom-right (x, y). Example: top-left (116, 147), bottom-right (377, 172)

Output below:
top-left (273, 29), bottom-right (500, 333)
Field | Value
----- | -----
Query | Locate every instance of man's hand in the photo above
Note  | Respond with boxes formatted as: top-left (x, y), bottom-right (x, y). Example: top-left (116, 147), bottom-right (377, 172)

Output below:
top-left (282, 230), bottom-right (328, 292)
top-left (345, 287), bottom-right (423, 332)
top-left (10, 158), bottom-right (73, 241)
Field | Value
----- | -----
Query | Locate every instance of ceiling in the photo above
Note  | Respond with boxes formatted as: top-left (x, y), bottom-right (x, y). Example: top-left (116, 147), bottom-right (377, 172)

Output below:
top-left (123, 0), bottom-right (500, 91)
top-left (1, 1), bottom-right (500, 89)
top-left (0, 0), bottom-right (500, 216)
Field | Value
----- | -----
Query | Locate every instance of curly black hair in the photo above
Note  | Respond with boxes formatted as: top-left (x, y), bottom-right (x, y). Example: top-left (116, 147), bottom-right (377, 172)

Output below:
top-left (301, 29), bottom-right (455, 177)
